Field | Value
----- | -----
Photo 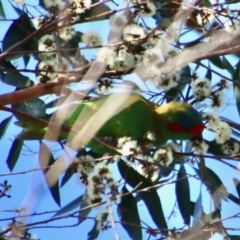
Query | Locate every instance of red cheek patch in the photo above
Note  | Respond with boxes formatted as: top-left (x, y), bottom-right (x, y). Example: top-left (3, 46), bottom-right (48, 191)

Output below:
top-left (168, 123), bottom-right (184, 132)
top-left (189, 123), bottom-right (205, 135)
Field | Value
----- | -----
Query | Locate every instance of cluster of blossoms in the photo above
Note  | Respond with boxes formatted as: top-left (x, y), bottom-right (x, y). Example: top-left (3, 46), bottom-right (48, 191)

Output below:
top-left (86, 161), bottom-right (119, 204)
top-left (123, 24), bottom-right (146, 45)
top-left (82, 31), bottom-right (103, 47)
top-left (136, 156), bottom-right (160, 181)
top-left (203, 113), bottom-right (232, 144)
top-left (95, 208), bottom-right (109, 231)
top-left (141, 48), bottom-right (182, 91)
top-left (196, 7), bottom-right (216, 26)
top-left (136, 1), bottom-right (157, 18)
top-left (191, 78), bottom-right (212, 100)
top-left (221, 140), bottom-right (240, 155)
top-left (42, 0), bottom-right (92, 14)
top-left (191, 77), bottom-right (228, 109)
top-left (109, 45), bottom-right (135, 72)
top-left (117, 137), bottom-right (141, 156)
top-left (117, 132), bottom-right (156, 156)
top-left (153, 143), bottom-right (179, 167)
top-left (73, 155), bottom-right (119, 204)
top-left (190, 139), bottom-right (209, 155)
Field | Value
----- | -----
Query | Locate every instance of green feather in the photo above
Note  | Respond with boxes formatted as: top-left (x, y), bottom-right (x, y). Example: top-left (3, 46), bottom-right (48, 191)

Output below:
top-left (16, 93), bottom-right (203, 153)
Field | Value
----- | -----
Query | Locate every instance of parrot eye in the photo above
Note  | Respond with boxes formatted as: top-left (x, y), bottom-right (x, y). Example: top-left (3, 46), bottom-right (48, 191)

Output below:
top-left (168, 123), bottom-right (184, 132)
top-left (189, 122), bottom-right (205, 135)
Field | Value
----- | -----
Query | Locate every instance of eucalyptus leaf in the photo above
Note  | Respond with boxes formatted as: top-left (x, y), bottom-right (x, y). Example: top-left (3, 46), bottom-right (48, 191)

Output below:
top-left (175, 164), bottom-right (191, 225)
top-left (39, 142), bottom-right (61, 207)
top-left (6, 138), bottom-right (23, 171)
top-left (192, 191), bottom-right (203, 226)
top-left (2, 13), bottom-right (37, 60)
top-left (53, 194), bottom-right (84, 218)
top-left (118, 186), bottom-right (142, 240)
top-left (117, 159), bottom-right (168, 236)
top-left (0, 116), bottom-right (12, 140)
top-left (0, 0), bottom-right (6, 19)
top-left (12, 98), bottom-right (47, 120)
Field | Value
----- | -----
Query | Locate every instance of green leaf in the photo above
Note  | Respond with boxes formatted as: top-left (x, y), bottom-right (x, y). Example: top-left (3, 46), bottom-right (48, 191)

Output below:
top-left (225, 235), bottom-right (240, 240)
top-left (2, 13), bottom-right (37, 60)
top-left (206, 140), bottom-right (224, 155)
top-left (60, 165), bottom-right (74, 187)
top-left (205, 64), bottom-right (212, 80)
top-left (87, 220), bottom-right (100, 240)
top-left (233, 178), bottom-right (240, 199)
top-left (0, 116), bottom-right (13, 140)
top-left (6, 138), bottom-right (23, 171)
top-left (175, 164), bottom-right (191, 225)
top-left (0, 60), bottom-right (34, 88)
top-left (23, 55), bottom-right (30, 68)
top-left (79, 192), bottom-right (92, 222)
top-left (159, 161), bottom-right (175, 177)
top-left (192, 192), bottom-right (203, 226)
top-left (39, 142), bottom-right (61, 207)
top-left (194, 166), bottom-right (227, 207)
top-left (118, 186), bottom-right (142, 240)
top-left (0, 0), bottom-right (6, 19)
top-left (12, 98), bottom-right (47, 120)
top-left (1, 71), bottom-right (33, 89)
top-left (117, 159), bottom-right (168, 236)
top-left (209, 57), bottom-right (224, 69)
top-left (222, 56), bottom-right (235, 75)
top-left (235, 85), bottom-right (240, 118)
top-left (53, 194), bottom-right (84, 218)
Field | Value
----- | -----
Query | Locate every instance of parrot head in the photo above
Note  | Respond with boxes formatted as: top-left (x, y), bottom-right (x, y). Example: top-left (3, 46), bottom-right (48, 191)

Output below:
top-left (155, 101), bottom-right (204, 142)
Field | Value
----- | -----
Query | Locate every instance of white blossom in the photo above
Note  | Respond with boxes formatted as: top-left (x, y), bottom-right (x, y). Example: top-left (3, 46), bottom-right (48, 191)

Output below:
top-left (191, 139), bottom-right (209, 155)
top-left (123, 24), bottom-right (145, 44)
top-left (38, 34), bottom-right (56, 52)
top-left (109, 46), bottom-right (135, 71)
top-left (196, 8), bottom-right (215, 26)
top-left (154, 148), bottom-right (173, 166)
top-left (74, 155), bottom-right (95, 174)
top-left (210, 90), bottom-right (225, 109)
top-left (202, 112), bottom-right (221, 129)
top-left (161, 71), bottom-right (181, 91)
top-left (117, 137), bottom-right (140, 155)
top-left (138, 2), bottom-right (156, 17)
top-left (59, 27), bottom-right (76, 41)
top-left (211, 121), bottom-right (232, 144)
top-left (191, 78), bottom-right (212, 100)
top-left (82, 31), bottom-right (102, 47)
top-left (37, 61), bottom-right (58, 82)
top-left (32, 17), bottom-right (44, 30)
top-left (43, 0), bottom-right (64, 10)
top-left (72, 0), bottom-right (92, 14)
top-left (221, 141), bottom-right (240, 155)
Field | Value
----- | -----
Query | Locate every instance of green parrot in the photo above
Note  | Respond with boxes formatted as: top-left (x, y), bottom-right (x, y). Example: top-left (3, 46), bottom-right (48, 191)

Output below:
top-left (16, 93), bottom-right (204, 153)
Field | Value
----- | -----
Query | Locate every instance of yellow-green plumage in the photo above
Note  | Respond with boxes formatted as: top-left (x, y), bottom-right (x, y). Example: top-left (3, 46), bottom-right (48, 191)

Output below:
top-left (16, 93), bottom-right (204, 153)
